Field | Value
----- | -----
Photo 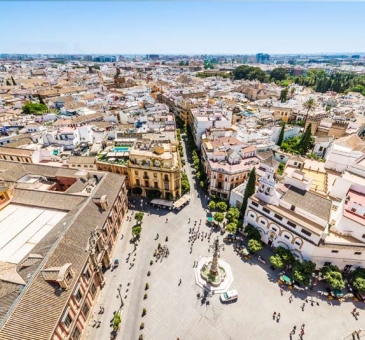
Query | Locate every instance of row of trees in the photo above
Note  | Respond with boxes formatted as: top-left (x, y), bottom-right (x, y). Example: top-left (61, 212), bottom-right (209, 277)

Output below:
top-left (131, 212), bottom-right (144, 239)
top-left (233, 65), bottom-right (365, 96)
top-left (184, 124), bottom-right (208, 191)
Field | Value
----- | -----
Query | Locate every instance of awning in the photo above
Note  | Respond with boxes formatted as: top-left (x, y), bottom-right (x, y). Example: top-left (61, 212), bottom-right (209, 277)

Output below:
top-left (281, 275), bottom-right (291, 283)
top-left (173, 194), bottom-right (191, 209)
top-left (151, 199), bottom-right (174, 207)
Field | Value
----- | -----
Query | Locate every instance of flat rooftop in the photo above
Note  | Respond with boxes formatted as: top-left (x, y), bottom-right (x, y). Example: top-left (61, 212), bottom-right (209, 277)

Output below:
top-left (0, 204), bottom-right (66, 264)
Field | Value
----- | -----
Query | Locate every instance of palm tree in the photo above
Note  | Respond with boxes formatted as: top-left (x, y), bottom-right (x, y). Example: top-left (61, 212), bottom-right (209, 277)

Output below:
top-left (302, 98), bottom-right (316, 127)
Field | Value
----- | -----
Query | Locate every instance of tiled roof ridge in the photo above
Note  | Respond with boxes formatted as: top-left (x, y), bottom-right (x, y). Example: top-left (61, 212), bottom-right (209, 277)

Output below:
top-left (0, 174), bottom-right (107, 333)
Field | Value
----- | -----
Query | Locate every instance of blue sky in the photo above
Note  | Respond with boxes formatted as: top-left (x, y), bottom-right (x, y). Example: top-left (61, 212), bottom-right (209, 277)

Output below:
top-left (1, 1), bottom-right (364, 54)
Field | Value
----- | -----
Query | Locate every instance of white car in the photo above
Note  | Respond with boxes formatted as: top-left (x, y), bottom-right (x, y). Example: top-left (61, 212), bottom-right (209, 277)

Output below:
top-left (220, 290), bottom-right (238, 302)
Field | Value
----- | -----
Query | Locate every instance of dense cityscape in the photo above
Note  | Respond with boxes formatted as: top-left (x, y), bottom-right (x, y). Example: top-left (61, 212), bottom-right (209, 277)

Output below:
top-left (0, 51), bottom-right (365, 340)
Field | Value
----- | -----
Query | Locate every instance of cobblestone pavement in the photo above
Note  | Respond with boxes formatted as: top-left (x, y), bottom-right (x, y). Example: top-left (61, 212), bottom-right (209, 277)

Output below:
top-left (85, 136), bottom-right (365, 340)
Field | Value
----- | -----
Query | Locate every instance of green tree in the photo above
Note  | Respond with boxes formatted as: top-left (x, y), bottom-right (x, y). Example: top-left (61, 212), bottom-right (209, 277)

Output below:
top-left (290, 87), bottom-right (296, 97)
top-left (11, 77), bottom-right (16, 86)
top-left (225, 222), bottom-right (237, 233)
top-left (135, 212), bottom-right (144, 223)
top-left (270, 67), bottom-right (288, 82)
top-left (270, 254), bottom-right (284, 269)
top-left (22, 102), bottom-right (48, 115)
top-left (302, 98), bottom-right (316, 126)
top-left (232, 65), bottom-right (268, 82)
top-left (351, 268), bottom-right (365, 292)
top-left (226, 207), bottom-right (240, 222)
top-left (275, 246), bottom-right (295, 266)
top-left (244, 224), bottom-right (261, 241)
top-left (241, 168), bottom-right (256, 216)
top-left (277, 123), bottom-right (285, 146)
top-left (179, 61), bottom-right (185, 66)
top-left (321, 265), bottom-right (345, 290)
top-left (247, 239), bottom-right (262, 253)
top-left (213, 212), bottom-right (224, 226)
top-left (279, 88), bottom-right (288, 103)
top-left (299, 124), bottom-right (312, 155)
top-left (132, 225), bottom-right (142, 238)
top-left (292, 260), bottom-right (316, 286)
top-left (216, 201), bottom-right (227, 212)
top-left (208, 201), bottom-right (216, 211)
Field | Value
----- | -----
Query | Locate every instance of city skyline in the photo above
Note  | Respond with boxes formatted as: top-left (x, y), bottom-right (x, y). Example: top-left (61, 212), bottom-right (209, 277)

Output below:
top-left (1, 1), bottom-right (365, 54)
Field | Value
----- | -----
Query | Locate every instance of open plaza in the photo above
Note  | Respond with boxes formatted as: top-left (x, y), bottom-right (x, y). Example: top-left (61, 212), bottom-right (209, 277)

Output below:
top-left (85, 165), bottom-right (365, 340)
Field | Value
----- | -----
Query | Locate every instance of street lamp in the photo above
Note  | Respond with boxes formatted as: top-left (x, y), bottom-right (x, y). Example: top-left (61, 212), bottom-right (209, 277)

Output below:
top-left (117, 284), bottom-right (124, 308)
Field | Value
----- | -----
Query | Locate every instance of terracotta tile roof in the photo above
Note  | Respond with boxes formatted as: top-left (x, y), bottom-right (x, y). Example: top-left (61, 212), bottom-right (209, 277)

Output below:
top-left (0, 173), bottom-right (125, 340)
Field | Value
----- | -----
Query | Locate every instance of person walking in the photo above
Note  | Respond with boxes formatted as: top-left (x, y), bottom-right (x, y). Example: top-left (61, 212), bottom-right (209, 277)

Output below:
top-left (273, 311), bottom-right (276, 320)
top-left (276, 313), bottom-right (281, 322)
top-left (179, 279), bottom-right (182, 285)
top-left (280, 288), bottom-right (284, 296)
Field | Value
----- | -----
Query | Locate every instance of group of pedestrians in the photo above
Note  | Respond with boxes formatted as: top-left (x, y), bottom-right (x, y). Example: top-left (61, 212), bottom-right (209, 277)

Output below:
top-left (188, 221), bottom-right (214, 253)
top-left (291, 324), bottom-right (305, 337)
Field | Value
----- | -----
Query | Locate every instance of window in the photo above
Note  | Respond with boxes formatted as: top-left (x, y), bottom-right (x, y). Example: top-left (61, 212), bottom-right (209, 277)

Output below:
top-left (284, 235), bottom-right (290, 240)
top-left (62, 309), bottom-right (73, 328)
top-left (83, 265), bottom-right (90, 281)
top-left (301, 229), bottom-right (312, 237)
top-left (362, 234), bottom-right (365, 239)
top-left (272, 227), bottom-right (277, 232)
top-left (295, 241), bottom-right (301, 246)
top-left (90, 282), bottom-right (97, 297)
top-left (290, 205), bottom-right (295, 212)
top-left (274, 214), bottom-right (282, 221)
top-left (154, 173), bottom-right (157, 178)
top-left (263, 207), bottom-right (270, 214)
top-left (154, 182), bottom-right (158, 189)
top-left (71, 326), bottom-right (81, 340)
top-left (136, 179), bottom-right (140, 186)
top-left (251, 202), bottom-right (258, 207)
top-left (354, 252), bottom-right (362, 255)
top-left (0, 194), bottom-right (5, 201)
top-left (73, 284), bottom-right (83, 302)
top-left (287, 221), bottom-right (296, 228)
top-left (135, 170), bottom-right (138, 175)
top-left (331, 250), bottom-right (339, 253)
top-left (260, 220), bottom-right (265, 225)
top-left (250, 214), bottom-right (254, 218)
top-left (81, 302), bottom-right (90, 317)
top-left (66, 271), bottom-right (73, 283)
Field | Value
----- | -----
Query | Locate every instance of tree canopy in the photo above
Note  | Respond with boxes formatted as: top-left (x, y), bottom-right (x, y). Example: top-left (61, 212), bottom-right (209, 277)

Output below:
top-left (270, 68), bottom-right (288, 82)
top-left (135, 212), bottom-right (144, 223)
top-left (292, 260), bottom-right (316, 286)
top-left (247, 239), bottom-right (262, 253)
top-left (22, 102), bottom-right (48, 115)
top-left (232, 65), bottom-right (268, 83)
top-left (351, 268), bottom-right (365, 292)
top-left (226, 207), bottom-right (240, 222)
top-left (321, 265), bottom-right (345, 290)
top-left (213, 212), bottom-right (224, 225)
top-left (244, 224), bottom-right (261, 241)
top-left (208, 201), bottom-right (216, 211)
top-left (241, 168), bottom-right (256, 216)
top-left (279, 88), bottom-right (288, 103)
top-left (225, 222), bottom-right (237, 234)
top-left (216, 201), bottom-right (228, 212)
top-left (277, 123), bottom-right (285, 146)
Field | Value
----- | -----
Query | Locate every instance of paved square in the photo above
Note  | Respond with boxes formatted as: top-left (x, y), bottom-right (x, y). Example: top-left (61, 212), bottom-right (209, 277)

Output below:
top-left (85, 141), bottom-right (364, 340)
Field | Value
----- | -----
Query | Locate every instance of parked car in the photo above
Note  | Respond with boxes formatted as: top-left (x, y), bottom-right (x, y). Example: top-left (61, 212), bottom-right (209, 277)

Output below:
top-left (220, 290), bottom-right (238, 302)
